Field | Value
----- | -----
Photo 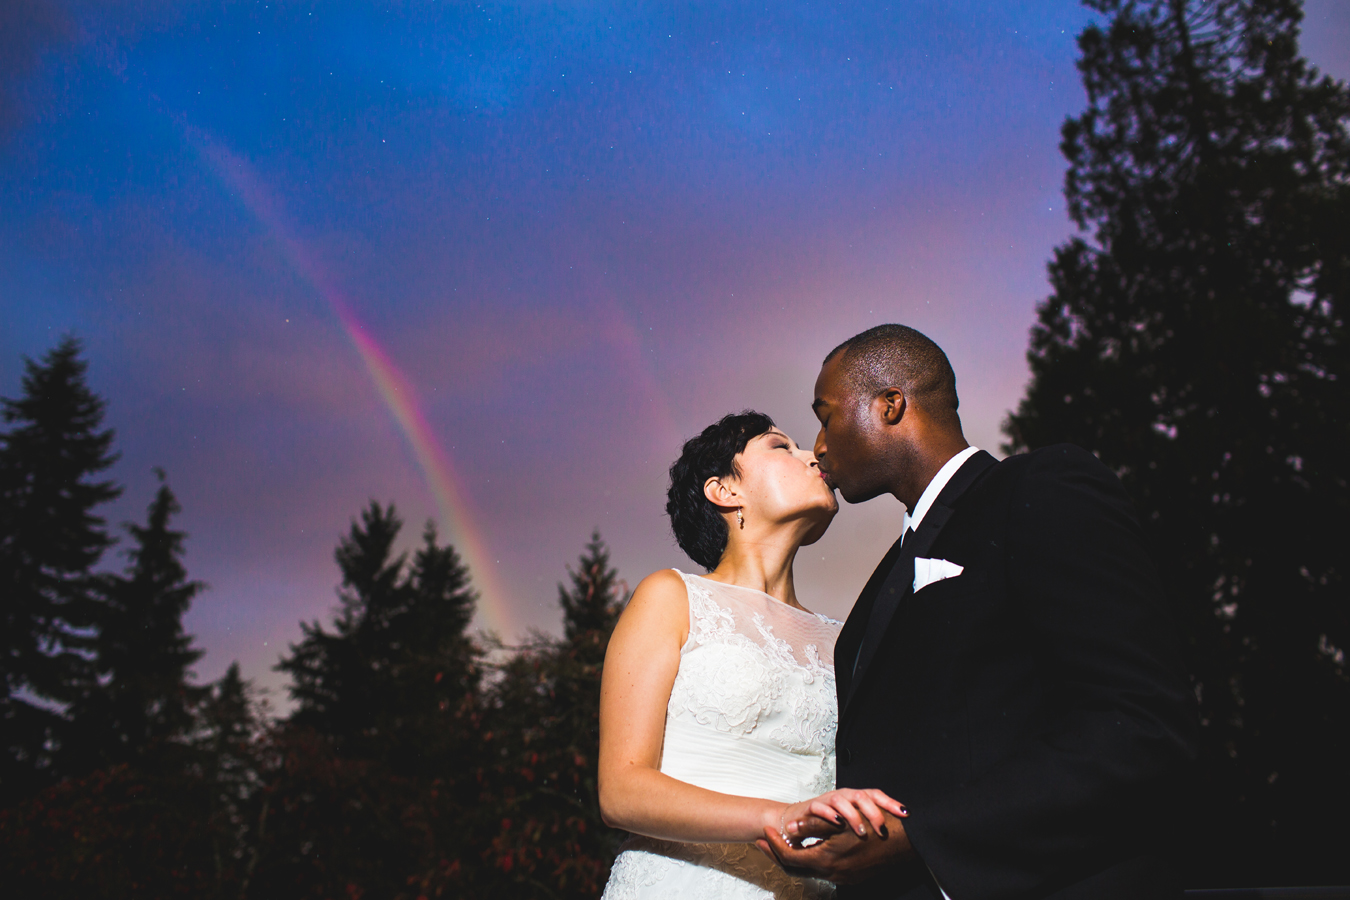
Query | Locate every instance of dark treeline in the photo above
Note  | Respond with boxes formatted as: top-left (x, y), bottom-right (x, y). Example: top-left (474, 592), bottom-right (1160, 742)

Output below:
top-left (1004, 0), bottom-right (1349, 888)
top-left (0, 338), bottom-right (629, 898)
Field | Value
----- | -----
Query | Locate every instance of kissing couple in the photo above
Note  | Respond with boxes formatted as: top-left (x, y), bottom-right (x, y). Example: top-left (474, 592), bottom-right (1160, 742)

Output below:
top-left (596, 324), bottom-right (1198, 900)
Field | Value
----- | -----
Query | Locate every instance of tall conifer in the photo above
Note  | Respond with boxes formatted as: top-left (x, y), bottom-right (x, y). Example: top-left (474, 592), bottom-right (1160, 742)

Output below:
top-left (1004, 0), bottom-right (1349, 883)
top-left (64, 472), bottom-right (206, 773)
top-left (387, 522), bottom-right (481, 773)
top-left (277, 502), bottom-right (480, 768)
top-left (559, 530), bottom-right (627, 650)
top-left (0, 337), bottom-right (120, 802)
top-left (198, 662), bottom-right (266, 893)
top-left (264, 503), bottom-right (482, 897)
top-left (474, 531), bottom-right (628, 898)
top-left (278, 501), bottom-right (408, 758)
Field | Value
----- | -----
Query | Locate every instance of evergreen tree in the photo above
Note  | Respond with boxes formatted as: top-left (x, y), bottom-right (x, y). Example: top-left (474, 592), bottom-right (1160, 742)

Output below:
top-left (278, 501), bottom-right (408, 758)
top-left (559, 530), bottom-right (627, 649)
top-left (1004, 0), bottom-right (1349, 884)
top-left (197, 662), bottom-right (266, 897)
top-left (64, 472), bottom-right (206, 774)
top-left (277, 503), bottom-right (480, 768)
top-left (199, 663), bottom-right (257, 787)
top-left (265, 502), bottom-right (483, 897)
top-left (387, 521), bottom-right (481, 774)
top-left (470, 531), bottom-right (628, 899)
top-left (544, 531), bottom-right (629, 884)
top-left (0, 336), bottom-right (120, 803)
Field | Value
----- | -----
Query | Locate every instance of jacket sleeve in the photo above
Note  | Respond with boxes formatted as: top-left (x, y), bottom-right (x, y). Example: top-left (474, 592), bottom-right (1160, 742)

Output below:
top-left (904, 445), bottom-right (1198, 900)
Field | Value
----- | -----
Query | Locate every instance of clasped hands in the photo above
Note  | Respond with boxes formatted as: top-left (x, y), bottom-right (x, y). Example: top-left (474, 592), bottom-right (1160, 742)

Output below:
top-left (757, 788), bottom-right (916, 885)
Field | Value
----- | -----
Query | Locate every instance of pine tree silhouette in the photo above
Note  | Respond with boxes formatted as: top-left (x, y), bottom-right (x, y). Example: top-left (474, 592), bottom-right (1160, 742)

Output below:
top-left (277, 502), bottom-right (480, 769)
top-left (1004, 0), bottom-right (1350, 884)
top-left (0, 336), bottom-right (120, 803)
top-left (472, 530), bottom-right (629, 899)
top-left (197, 661), bottom-right (266, 894)
top-left (278, 501), bottom-right (408, 758)
top-left (64, 471), bottom-right (206, 774)
top-left (559, 529), bottom-right (627, 651)
top-left (260, 503), bottom-right (484, 898)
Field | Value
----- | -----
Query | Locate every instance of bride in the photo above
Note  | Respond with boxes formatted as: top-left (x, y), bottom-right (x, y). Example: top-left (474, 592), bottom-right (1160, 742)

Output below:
top-left (599, 411), bottom-right (905, 899)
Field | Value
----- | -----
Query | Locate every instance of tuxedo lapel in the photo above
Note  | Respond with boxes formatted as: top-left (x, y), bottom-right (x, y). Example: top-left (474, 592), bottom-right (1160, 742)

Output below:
top-left (843, 451), bottom-right (997, 713)
top-left (835, 530), bottom-right (907, 704)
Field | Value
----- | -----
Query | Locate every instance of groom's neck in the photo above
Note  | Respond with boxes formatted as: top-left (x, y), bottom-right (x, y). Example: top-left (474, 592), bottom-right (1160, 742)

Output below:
top-left (891, 429), bottom-right (970, 512)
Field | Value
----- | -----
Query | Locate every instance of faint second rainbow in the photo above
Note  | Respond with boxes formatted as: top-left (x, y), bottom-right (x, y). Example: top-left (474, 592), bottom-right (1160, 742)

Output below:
top-left (193, 133), bottom-right (516, 640)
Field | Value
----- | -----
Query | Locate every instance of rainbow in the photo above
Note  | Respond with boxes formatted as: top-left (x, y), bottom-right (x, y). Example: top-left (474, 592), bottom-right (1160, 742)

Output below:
top-left (330, 302), bottom-right (517, 639)
top-left (192, 133), bottom-right (517, 640)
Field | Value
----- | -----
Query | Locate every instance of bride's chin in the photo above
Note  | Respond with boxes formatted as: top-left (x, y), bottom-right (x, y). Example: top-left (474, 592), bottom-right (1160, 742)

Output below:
top-left (799, 508), bottom-right (837, 546)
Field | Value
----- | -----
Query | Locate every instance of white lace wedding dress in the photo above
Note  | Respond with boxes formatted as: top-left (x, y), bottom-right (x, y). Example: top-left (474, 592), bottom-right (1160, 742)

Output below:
top-left (601, 569), bottom-right (842, 900)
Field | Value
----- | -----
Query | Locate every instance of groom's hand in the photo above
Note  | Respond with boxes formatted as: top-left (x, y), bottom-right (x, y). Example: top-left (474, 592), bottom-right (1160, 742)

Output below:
top-left (789, 811), bottom-right (845, 844)
top-left (757, 810), bottom-right (916, 884)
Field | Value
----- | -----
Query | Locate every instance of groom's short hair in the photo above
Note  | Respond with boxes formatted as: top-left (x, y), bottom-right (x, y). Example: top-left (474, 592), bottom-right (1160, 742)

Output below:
top-left (825, 324), bottom-right (960, 424)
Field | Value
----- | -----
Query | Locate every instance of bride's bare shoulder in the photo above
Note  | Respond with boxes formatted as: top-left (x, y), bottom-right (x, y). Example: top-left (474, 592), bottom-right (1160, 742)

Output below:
top-left (628, 568), bottom-right (688, 611)
top-left (613, 569), bottom-right (690, 636)
top-left (637, 567), bottom-right (687, 595)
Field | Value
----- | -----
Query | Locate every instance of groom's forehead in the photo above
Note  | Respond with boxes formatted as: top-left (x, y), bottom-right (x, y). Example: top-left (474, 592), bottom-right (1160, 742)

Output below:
top-left (814, 355), bottom-right (854, 401)
top-left (813, 356), bottom-right (837, 394)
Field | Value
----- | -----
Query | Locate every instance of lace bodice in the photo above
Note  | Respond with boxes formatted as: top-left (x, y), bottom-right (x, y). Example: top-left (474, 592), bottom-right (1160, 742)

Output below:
top-left (602, 570), bottom-right (843, 900)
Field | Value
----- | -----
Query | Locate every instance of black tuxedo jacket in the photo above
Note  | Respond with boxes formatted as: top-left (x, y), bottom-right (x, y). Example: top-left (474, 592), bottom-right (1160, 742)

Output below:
top-left (834, 446), bottom-right (1198, 900)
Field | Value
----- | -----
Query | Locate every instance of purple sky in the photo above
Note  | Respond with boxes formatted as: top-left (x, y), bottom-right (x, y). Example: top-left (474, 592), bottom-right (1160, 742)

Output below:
top-left (4, 0), bottom-right (1348, 702)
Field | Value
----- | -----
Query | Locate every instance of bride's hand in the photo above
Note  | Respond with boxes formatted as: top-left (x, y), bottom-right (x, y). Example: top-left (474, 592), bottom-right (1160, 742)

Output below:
top-left (786, 788), bottom-right (908, 841)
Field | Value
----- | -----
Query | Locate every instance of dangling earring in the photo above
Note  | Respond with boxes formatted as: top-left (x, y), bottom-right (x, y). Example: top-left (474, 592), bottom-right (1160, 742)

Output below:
top-left (736, 508), bottom-right (745, 529)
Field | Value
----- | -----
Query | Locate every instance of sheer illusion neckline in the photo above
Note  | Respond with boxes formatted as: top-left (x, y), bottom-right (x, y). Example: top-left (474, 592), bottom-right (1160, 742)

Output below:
top-left (676, 570), bottom-right (824, 619)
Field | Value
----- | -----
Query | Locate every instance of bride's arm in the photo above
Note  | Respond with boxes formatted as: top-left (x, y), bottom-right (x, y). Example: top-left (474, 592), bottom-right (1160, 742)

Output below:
top-left (598, 569), bottom-right (903, 844)
top-left (599, 569), bottom-right (783, 843)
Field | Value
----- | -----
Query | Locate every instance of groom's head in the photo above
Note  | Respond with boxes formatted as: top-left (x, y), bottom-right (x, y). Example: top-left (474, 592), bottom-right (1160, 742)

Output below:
top-left (812, 324), bottom-right (965, 505)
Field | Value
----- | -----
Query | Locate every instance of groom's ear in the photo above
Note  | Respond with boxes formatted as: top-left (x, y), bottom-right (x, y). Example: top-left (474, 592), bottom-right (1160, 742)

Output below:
top-left (876, 388), bottom-right (907, 426)
top-left (704, 477), bottom-right (738, 510)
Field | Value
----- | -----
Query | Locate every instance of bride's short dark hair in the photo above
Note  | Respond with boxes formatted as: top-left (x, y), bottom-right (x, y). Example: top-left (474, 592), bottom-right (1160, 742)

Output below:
top-left (667, 411), bottom-right (776, 571)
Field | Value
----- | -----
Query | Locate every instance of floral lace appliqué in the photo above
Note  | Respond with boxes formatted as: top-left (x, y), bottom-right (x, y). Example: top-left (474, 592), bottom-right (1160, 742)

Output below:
top-left (668, 577), bottom-right (837, 758)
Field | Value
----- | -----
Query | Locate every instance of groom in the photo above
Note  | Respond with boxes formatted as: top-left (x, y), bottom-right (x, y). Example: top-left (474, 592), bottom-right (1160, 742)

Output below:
top-left (762, 325), bottom-right (1198, 899)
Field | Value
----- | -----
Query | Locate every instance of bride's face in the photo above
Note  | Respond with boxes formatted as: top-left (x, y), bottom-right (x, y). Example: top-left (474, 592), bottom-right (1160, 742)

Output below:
top-left (731, 429), bottom-right (838, 540)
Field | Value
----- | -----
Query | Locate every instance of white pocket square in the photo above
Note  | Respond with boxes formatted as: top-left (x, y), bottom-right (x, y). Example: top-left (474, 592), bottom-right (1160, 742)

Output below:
top-left (913, 557), bottom-right (964, 593)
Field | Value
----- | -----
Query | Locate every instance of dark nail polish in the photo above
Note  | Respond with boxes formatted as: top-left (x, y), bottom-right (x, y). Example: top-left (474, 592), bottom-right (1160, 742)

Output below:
top-left (899, 806), bottom-right (908, 815)
top-left (880, 824), bottom-right (889, 838)
top-left (834, 815), bottom-right (844, 826)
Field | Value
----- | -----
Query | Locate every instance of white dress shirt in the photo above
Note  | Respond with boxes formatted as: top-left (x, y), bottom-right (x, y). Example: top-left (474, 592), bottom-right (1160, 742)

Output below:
top-left (902, 446), bottom-right (981, 541)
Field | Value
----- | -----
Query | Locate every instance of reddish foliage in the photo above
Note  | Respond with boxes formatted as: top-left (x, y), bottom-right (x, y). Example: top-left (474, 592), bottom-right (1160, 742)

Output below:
top-left (0, 766), bottom-right (217, 899)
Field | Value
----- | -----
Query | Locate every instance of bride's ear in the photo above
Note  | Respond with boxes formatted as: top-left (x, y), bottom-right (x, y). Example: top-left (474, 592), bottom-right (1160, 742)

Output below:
top-left (703, 477), bottom-right (739, 511)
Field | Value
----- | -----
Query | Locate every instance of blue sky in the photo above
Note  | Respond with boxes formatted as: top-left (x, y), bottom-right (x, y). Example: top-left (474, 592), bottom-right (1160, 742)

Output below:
top-left (4, 0), bottom-right (1347, 699)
